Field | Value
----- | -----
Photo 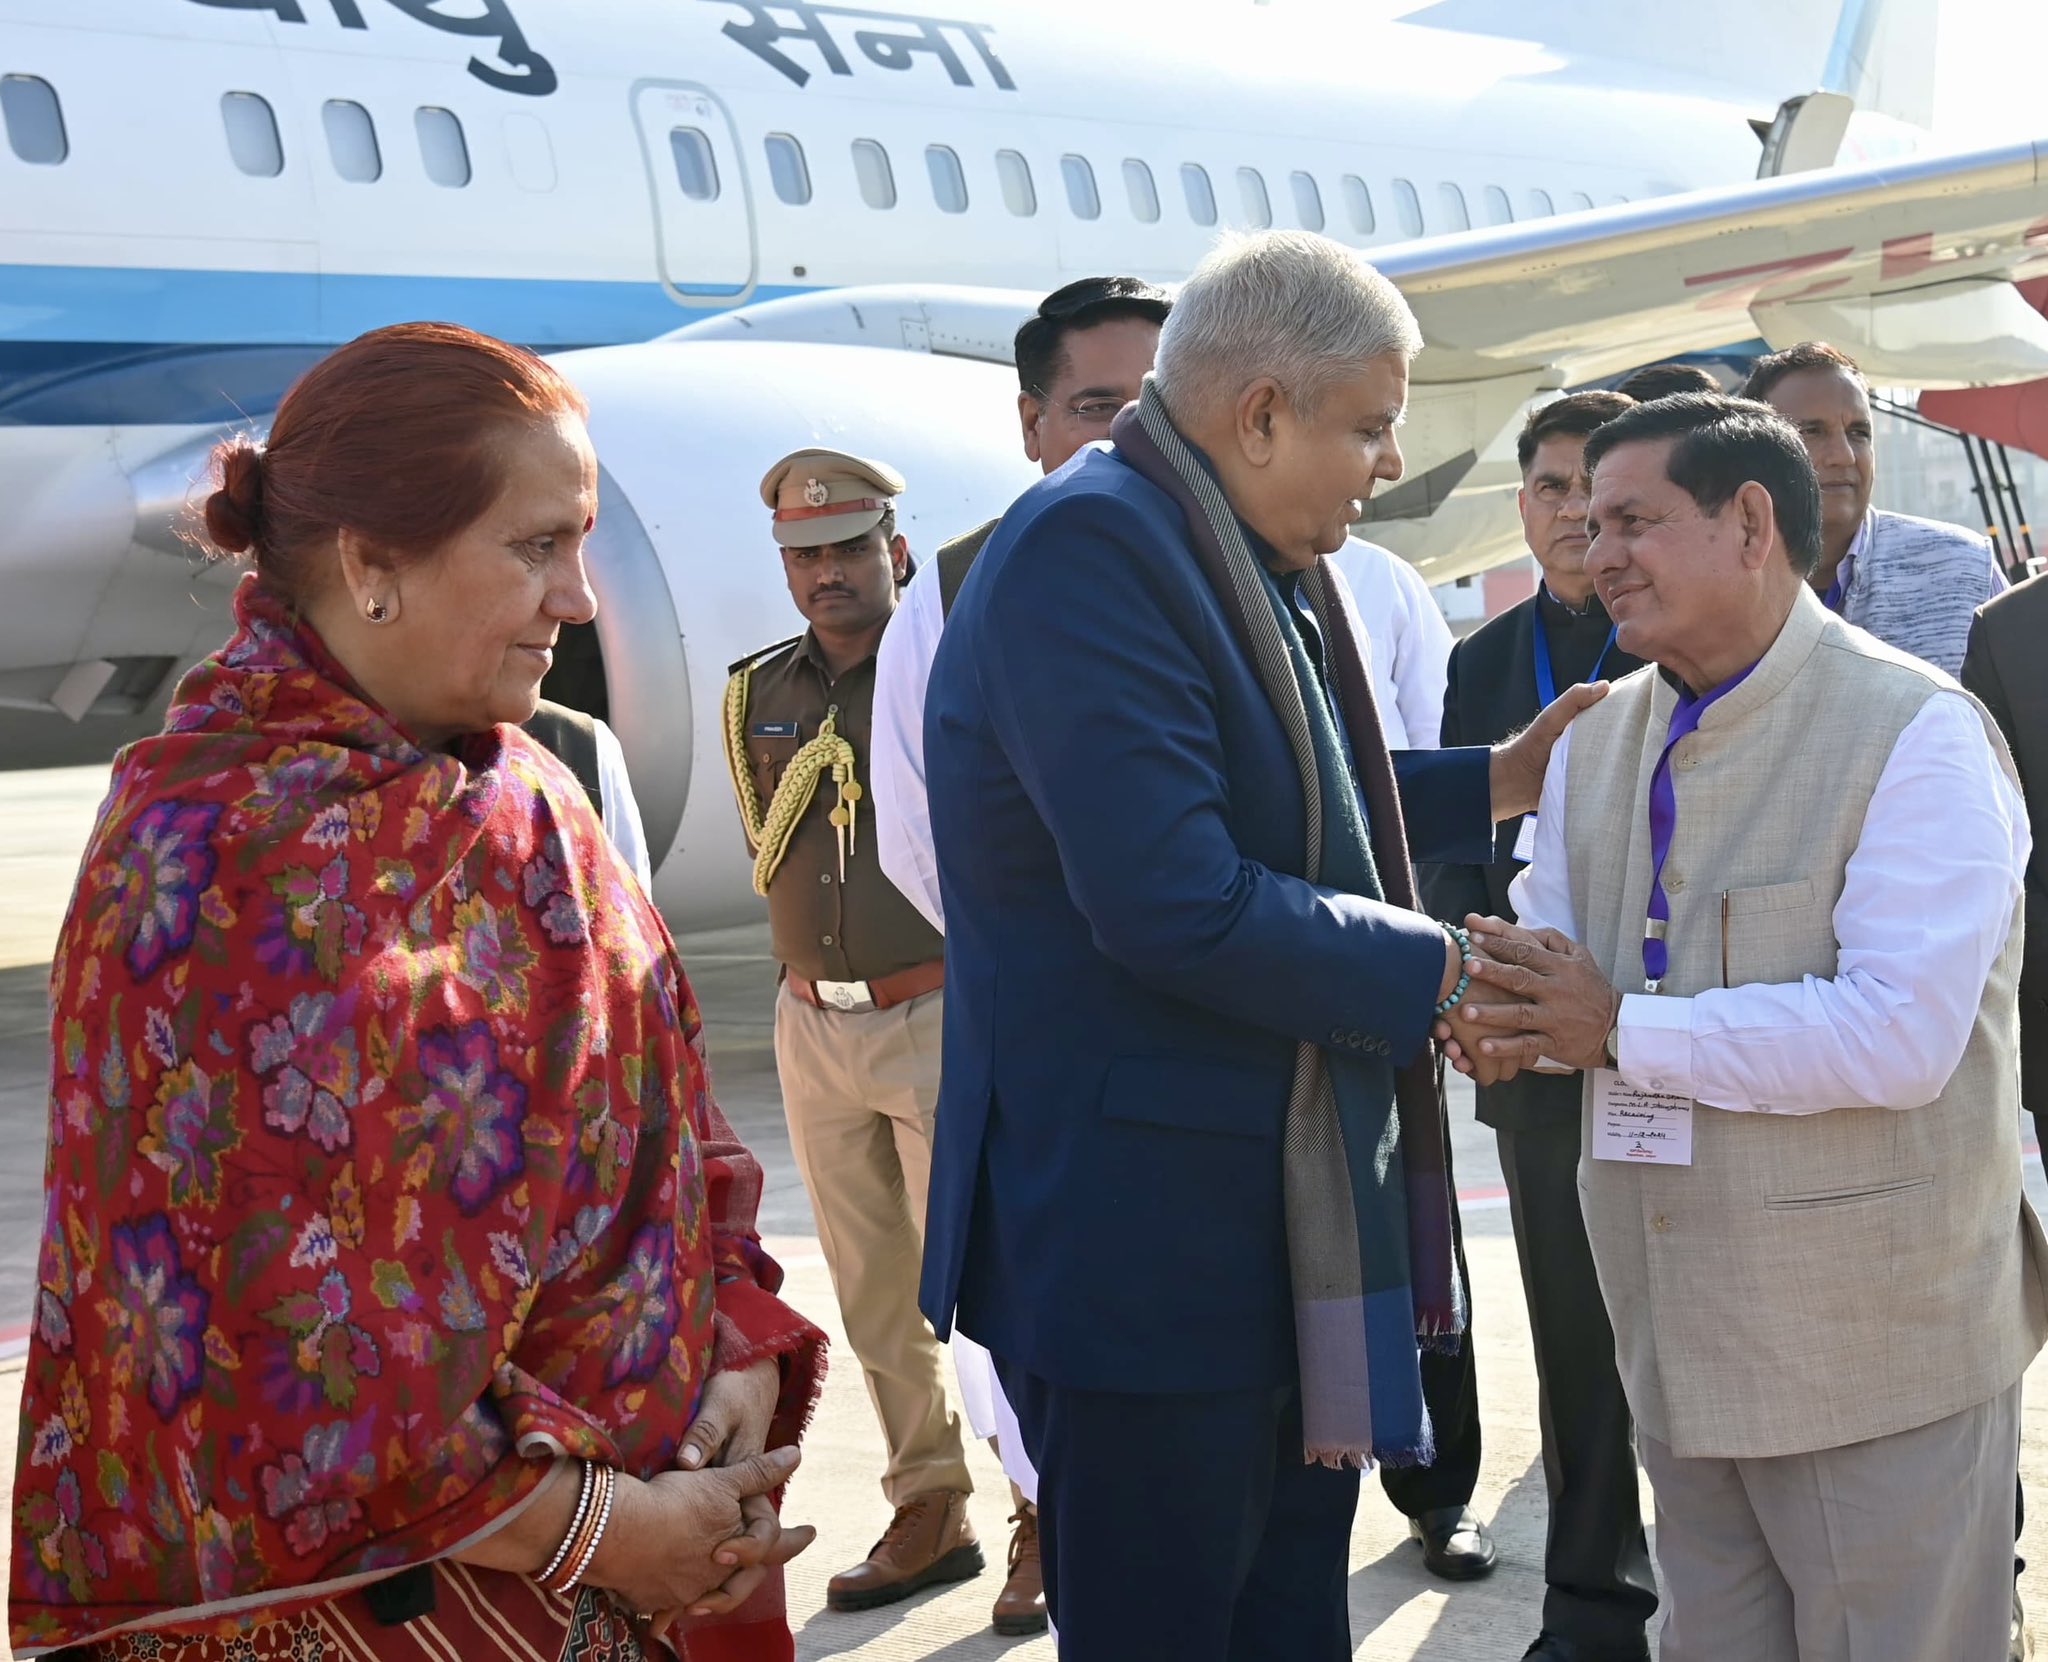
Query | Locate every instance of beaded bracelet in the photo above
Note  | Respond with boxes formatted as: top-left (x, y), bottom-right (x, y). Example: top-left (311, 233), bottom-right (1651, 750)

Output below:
top-left (536, 1460), bottom-right (597, 1588)
top-left (556, 1463), bottom-right (617, 1594)
top-left (1435, 923), bottom-right (1473, 1016)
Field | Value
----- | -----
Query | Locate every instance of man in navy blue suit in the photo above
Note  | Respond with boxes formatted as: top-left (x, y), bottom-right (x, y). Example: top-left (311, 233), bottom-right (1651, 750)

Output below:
top-left (919, 230), bottom-right (1600, 1658)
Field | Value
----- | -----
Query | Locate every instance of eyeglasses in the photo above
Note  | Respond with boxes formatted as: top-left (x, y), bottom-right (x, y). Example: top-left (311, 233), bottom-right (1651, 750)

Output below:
top-left (1028, 388), bottom-right (1128, 425)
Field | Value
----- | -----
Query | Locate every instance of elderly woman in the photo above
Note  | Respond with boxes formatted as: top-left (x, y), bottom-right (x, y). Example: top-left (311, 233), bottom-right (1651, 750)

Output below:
top-left (915, 231), bottom-right (1587, 1658)
top-left (9, 324), bottom-right (825, 1662)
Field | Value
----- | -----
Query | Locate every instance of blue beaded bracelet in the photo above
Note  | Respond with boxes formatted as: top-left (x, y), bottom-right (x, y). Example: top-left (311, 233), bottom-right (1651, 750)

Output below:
top-left (1435, 923), bottom-right (1472, 1015)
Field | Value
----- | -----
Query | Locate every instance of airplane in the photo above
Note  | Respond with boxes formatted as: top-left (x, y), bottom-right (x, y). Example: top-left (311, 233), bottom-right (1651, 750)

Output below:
top-left (3, 0), bottom-right (2048, 931)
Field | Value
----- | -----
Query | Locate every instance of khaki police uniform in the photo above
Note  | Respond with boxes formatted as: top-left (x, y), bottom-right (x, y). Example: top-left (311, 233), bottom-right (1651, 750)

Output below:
top-left (727, 449), bottom-right (971, 1509)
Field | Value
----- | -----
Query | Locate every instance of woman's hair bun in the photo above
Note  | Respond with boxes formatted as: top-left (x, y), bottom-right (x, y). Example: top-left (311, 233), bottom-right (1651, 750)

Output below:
top-left (203, 441), bottom-right (265, 556)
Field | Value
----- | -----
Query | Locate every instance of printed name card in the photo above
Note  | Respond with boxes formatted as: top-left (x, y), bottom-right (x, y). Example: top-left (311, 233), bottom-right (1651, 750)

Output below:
top-left (1590, 1069), bottom-right (1693, 1165)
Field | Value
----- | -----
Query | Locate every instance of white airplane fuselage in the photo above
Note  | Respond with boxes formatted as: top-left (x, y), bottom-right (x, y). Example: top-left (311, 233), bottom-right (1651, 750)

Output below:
top-left (0, 0), bottom-right (1923, 924)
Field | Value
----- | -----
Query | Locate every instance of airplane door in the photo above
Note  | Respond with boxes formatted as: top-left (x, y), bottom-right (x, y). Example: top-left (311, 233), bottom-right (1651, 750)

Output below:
top-left (632, 81), bottom-right (759, 308)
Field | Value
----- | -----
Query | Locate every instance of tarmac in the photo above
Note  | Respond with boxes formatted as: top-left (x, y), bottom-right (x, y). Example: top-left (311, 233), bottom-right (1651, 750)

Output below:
top-left (6, 760), bottom-right (2048, 1659)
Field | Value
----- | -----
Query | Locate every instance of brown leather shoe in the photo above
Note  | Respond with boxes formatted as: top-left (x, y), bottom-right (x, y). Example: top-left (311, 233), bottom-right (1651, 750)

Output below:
top-left (826, 1488), bottom-right (984, 1612)
top-left (992, 1506), bottom-right (1047, 1636)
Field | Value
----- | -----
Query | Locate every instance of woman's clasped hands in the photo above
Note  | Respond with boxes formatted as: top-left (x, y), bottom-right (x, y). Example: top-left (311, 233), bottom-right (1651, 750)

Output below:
top-left (590, 1358), bottom-right (816, 1636)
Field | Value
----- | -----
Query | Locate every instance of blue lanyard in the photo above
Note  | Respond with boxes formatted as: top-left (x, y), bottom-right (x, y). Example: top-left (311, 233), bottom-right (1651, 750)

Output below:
top-left (1531, 599), bottom-right (1618, 709)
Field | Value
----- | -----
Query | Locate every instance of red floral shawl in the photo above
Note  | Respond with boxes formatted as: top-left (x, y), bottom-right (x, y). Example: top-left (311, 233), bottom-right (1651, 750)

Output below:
top-left (10, 580), bottom-right (825, 1655)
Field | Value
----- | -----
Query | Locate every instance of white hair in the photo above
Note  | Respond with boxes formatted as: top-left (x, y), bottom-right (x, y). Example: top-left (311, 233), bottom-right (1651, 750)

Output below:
top-left (1153, 230), bottom-right (1423, 423)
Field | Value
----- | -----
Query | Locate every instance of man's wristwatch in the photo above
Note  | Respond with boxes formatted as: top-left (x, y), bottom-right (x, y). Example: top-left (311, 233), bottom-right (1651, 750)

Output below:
top-left (1603, 1021), bottom-right (1621, 1067)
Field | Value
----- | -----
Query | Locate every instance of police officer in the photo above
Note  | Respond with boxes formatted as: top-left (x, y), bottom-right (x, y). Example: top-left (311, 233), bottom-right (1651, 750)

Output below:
top-left (725, 448), bottom-right (980, 1613)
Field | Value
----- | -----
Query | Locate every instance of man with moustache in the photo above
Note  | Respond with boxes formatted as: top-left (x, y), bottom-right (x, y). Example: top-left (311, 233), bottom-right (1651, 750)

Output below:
top-left (724, 450), bottom-right (982, 1615)
top-left (1743, 341), bottom-right (2005, 673)
top-left (1423, 389), bottom-right (1656, 1662)
top-left (1443, 393), bottom-right (2045, 1662)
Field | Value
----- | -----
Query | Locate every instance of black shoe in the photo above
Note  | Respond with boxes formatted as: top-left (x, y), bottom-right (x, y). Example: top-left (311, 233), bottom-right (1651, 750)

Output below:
top-left (1406, 1505), bottom-right (1497, 1580)
top-left (2015, 1588), bottom-right (2033, 1662)
top-left (1522, 1634), bottom-right (1652, 1662)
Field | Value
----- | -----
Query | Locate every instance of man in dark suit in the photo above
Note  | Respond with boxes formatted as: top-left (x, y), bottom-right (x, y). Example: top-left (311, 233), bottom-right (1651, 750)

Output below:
top-left (1962, 576), bottom-right (2048, 1662)
top-left (1424, 389), bottom-right (1658, 1662)
top-left (918, 230), bottom-right (1597, 1660)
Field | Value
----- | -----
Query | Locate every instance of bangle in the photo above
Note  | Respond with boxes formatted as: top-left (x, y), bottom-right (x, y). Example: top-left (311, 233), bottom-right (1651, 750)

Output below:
top-left (556, 1463), bottom-right (617, 1594)
top-left (537, 1460), bottom-right (596, 1587)
top-left (1435, 923), bottom-right (1472, 1016)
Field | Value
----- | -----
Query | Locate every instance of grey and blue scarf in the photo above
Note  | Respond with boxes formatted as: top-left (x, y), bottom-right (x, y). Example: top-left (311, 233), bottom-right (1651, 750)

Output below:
top-left (1112, 380), bottom-right (1462, 1468)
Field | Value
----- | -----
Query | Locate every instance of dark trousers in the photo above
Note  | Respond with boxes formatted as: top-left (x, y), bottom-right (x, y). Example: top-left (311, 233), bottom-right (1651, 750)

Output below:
top-left (1498, 1120), bottom-right (1659, 1649)
top-left (995, 1360), bottom-right (1360, 1661)
top-left (1379, 1121), bottom-right (1481, 1519)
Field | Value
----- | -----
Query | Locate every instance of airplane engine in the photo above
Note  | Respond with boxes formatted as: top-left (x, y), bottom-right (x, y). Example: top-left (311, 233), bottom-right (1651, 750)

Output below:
top-left (553, 338), bottom-right (1040, 929)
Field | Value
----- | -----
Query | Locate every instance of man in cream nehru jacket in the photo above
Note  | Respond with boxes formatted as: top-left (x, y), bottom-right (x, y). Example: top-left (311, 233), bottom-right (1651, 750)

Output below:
top-left (1439, 393), bottom-right (2048, 1662)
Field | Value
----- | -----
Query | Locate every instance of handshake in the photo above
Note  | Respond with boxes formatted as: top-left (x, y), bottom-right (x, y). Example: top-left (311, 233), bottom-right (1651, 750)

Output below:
top-left (1433, 915), bottom-right (1624, 1087)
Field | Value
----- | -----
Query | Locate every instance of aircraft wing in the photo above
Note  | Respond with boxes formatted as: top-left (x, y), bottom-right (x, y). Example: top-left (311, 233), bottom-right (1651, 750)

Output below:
top-left (1384, 134), bottom-right (2048, 390)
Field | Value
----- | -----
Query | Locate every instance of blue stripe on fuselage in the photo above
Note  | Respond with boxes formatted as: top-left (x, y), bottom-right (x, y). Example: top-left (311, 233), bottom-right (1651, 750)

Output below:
top-left (0, 264), bottom-right (811, 424)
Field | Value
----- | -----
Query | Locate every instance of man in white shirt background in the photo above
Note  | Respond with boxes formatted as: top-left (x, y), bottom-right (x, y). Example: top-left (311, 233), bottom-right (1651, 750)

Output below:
top-left (1439, 392), bottom-right (2048, 1662)
top-left (1743, 340), bottom-right (2007, 675)
top-left (1322, 538), bottom-right (1454, 752)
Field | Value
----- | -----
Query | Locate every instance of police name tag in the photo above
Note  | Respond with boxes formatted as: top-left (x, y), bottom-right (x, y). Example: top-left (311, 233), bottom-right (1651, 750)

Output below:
top-left (751, 721), bottom-right (800, 738)
top-left (1591, 1069), bottom-right (1693, 1165)
top-left (1512, 813), bottom-right (1538, 864)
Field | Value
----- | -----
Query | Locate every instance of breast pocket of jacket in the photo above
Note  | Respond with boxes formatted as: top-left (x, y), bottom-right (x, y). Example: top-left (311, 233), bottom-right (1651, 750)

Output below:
top-left (1099, 1054), bottom-right (1283, 1141)
top-left (1718, 877), bottom-right (1829, 988)
top-left (747, 725), bottom-right (803, 805)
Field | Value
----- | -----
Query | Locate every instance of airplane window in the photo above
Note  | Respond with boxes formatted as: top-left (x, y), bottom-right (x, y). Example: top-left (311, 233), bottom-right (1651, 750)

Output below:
top-left (1290, 171), bottom-right (1324, 232)
top-left (1391, 177), bottom-right (1422, 237)
top-left (322, 100), bottom-right (381, 184)
top-left (1341, 175), bottom-right (1374, 236)
top-left (996, 149), bottom-right (1035, 216)
top-left (1181, 162), bottom-right (1217, 227)
top-left (1568, 189), bottom-right (1594, 211)
top-left (0, 74), bottom-right (66, 165)
top-left (764, 133), bottom-right (810, 205)
top-left (1525, 187), bottom-right (1554, 218)
top-left (221, 91), bottom-right (284, 178)
top-left (927, 144), bottom-right (968, 213)
top-left (1236, 167), bottom-right (1270, 229)
top-left (1123, 159), bottom-right (1160, 224)
top-left (416, 106), bottom-right (471, 188)
top-left (1061, 154), bottom-right (1100, 221)
top-left (667, 126), bottom-right (719, 201)
top-left (1482, 184), bottom-right (1513, 226)
top-left (852, 138), bottom-right (896, 209)
top-left (1437, 182), bottom-right (1470, 231)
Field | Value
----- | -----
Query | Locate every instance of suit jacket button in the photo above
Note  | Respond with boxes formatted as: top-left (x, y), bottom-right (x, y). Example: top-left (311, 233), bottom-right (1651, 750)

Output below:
top-left (1330, 1028), bottom-right (1346, 1045)
top-left (1376, 1040), bottom-right (1391, 1057)
top-left (1652, 1213), bottom-right (1673, 1233)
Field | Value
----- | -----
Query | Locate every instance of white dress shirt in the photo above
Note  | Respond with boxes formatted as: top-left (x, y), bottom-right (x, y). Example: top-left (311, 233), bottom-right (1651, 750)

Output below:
top-left (592, 716), bottom-right (655, 889)
top-left (1321, 538), bottom-right (1454, 751)
top-left (1508, 691), bottom-right (2028, 1113)
top-left (873, 558), bottom-right (949, 930)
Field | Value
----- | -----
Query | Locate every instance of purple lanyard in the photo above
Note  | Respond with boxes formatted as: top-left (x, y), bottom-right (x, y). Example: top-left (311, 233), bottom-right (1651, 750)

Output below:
top-left (1643, 667), bottom-right (1756, 991)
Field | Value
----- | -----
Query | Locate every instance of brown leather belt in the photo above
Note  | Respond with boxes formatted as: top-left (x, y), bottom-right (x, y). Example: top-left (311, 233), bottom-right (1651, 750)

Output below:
top-left (786, 958), bottom-right (944, 1013)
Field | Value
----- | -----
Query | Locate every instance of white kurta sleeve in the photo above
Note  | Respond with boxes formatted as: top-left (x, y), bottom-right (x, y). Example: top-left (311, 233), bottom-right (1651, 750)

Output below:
top-left (591, 716), bottom-right (655, 890)
top-left (872, 560), bottom-right (949, 933)
top-left (1503, 725), bottom-right (1576, 938)
top-left (1388, 555), bottom-right (1453, 754)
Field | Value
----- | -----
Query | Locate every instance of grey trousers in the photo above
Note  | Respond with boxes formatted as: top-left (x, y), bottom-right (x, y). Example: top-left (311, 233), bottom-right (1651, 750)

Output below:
top-left (1641, 1378), bottom-right (2021, 1662)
